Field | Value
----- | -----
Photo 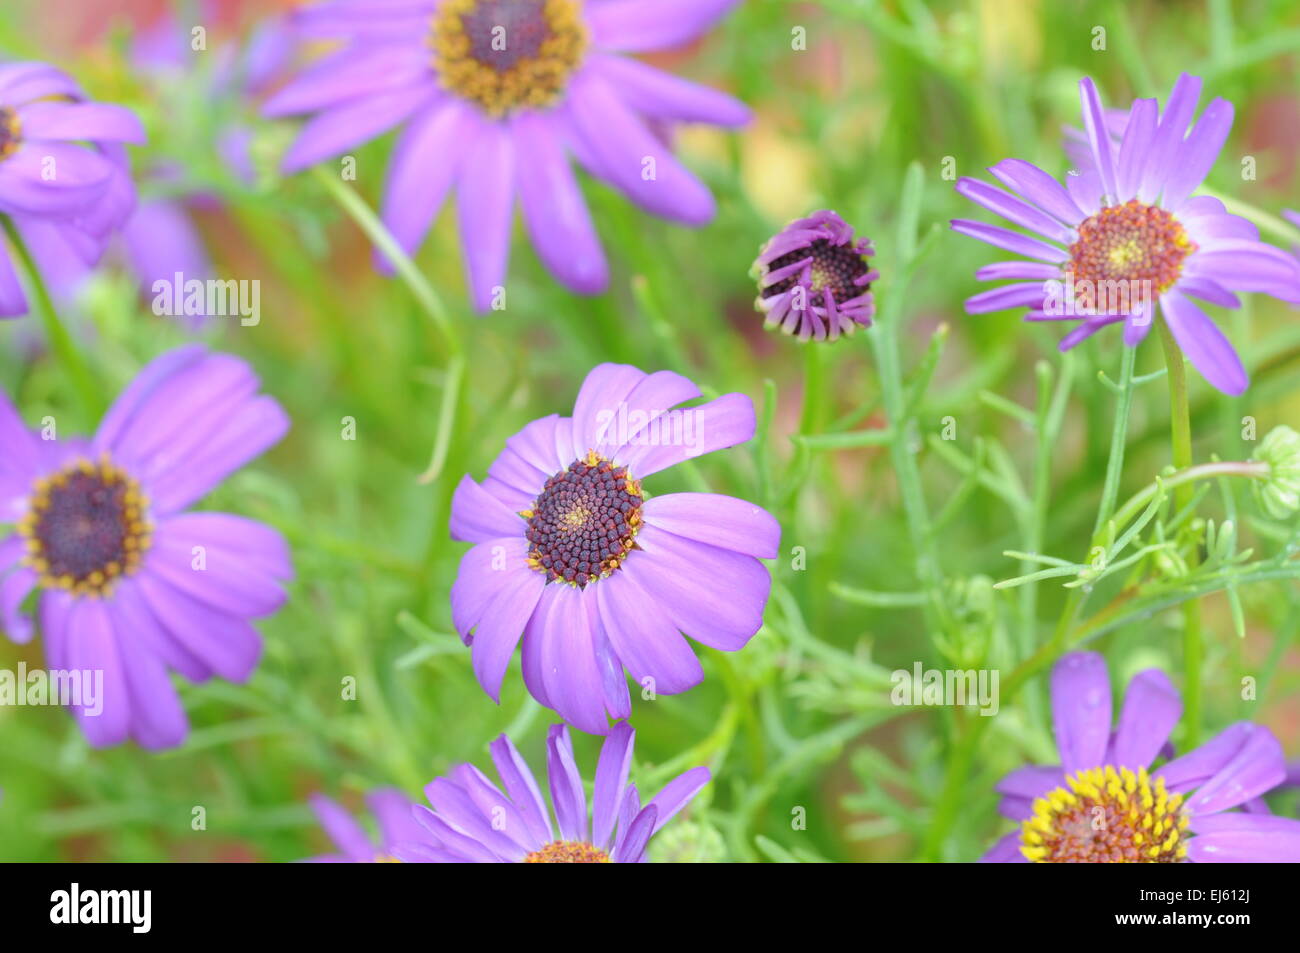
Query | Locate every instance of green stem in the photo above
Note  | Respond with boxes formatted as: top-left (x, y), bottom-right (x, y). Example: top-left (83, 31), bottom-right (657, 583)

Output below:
top-left (1155, 318), bottom-right (1203, 747)
top-left (1093, 345), bottom-right (1137, 536)
top-left (2, 217), bottom-right (100, 419)
top-left (868, 310), bottom-right (946, 630)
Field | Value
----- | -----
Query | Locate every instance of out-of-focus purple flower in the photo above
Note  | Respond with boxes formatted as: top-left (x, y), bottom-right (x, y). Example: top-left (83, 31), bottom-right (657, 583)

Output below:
top-left (449, 362), bottom-right (779, 734)
top-left (304, 789), bottom-right (430, 862)
top-left (953, 73), bottom-right (1300, 396)
top-left (114, 14), bottom-right (296, 324)
top-left (0, 61), bottom-right (144, 316)
top-left (398, 723), bottom-right (709, 863)
top-left (264, 0), bottom-right (751, 310)
top-left (0, 345), bottom-right (292, 749)
top-left (982, 652), bottom-right (1300, 863)
top-left (752, 210), bottom-right (877, 341)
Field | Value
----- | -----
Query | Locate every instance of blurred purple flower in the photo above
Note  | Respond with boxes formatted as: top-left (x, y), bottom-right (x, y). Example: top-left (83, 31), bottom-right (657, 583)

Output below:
top-left (0, 345), bottom-right (292, 749)
top-left (264, 0), bottom-right (751, 310)
top-left (449, 362), bottom-right (778, 733)
top-left (953, 73), bottom-right (1300, 396)
top-left (0, 61), bottom-right (144, 316)
top-left (305, 789), bottom-right (430, 862)
top-left (398, 722), bottom-right (709, 863)
top-left (983, 652), bottom-right (1300, 863)
top-left (115, 14), bottom-right (295, 323)
top-left (752, 210), bottom-right (877, 341)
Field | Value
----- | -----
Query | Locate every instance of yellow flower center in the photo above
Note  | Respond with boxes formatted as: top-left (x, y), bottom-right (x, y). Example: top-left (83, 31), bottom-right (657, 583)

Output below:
top-left (524, 840), bottom-right (611, 863)
top-left (0, 106), bottom-right (21, 161)
top-left (430, 0), bottom-right (588, 117)
top-left (19, 456), bottom-right (152, 597)
top-left (1021, 765), bottom-right (1189, 863)
top-left (1067, 199), bottom-right (1195, 306)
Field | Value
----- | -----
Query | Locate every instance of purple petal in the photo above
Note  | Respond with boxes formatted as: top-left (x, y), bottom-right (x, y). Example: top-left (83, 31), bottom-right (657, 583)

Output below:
top-left (450, 475), bottom-right (525, 544)
top-left (310, 794), bottom-right (375, 861)
top-left (1162, 98), bottom-right (1233, 213)
top-left (1111, 668), bottom-right (1181, 771)
top-left (1187, 814), bottom-right (1300, 862)
top-left (615, 391), bottom-right (756, 478)
top-left (626, 524), bottom-right (770, 651)
top-left (564, 71), bottom-right (715, 226)
top-left (262, 41), bottom-right (428, 117)
top-left (1114, 98), bottom-right (1157, 200)
top-left (988, 159), bottom-right (1085, 226)
top-left (546, 724), bottom-right (587, 842)
top-left (513, 111), bottom-right (608, 295)
top-left (1050, 651), bottom-right (1112, 775)
top-left (641, 492), bottom-right (779, 558)
top-left (17, 101), bottom-right (145, 143)
top-left (1138, 73), bottom-right (1202, 203)
top-left (979, 831), bottom-right (1029, 863)
top-left (375, 98), bottom-right (473, 273)
top-left (586, 0), bottom-right (739, 52)
top-left (456, 118), bottom-right (515, 312)
top-left (465, 547), bottom-right (546, 703)
top-left (949, 219), bottom-right (1068, 263)
top-left (964, 281), bottom-right (1051, 314)
top-left (645, 765), bottom-right (709, 834)
top-left (592, 722), bottom-right (635, 849)
top-left (593, 567), bottom-right (705, 695)
top-left (63, 598), bottom-right (130, 748)
top-left (1160, 290), bottom-right (1248, 396)
top-left (955, 178), bottom-right (1075, 243)
top-left (1078, 77), bottom-right (1119, 201)
top-left (279, 84), bottom-right (434, 174)
top-left (589, 54), bottom-right (750, 126)
top-left (531, 584), bottom-right (611, 733)
top-left (489, 733), bottom-right (553, 846)
top-left (1184, 725), bottom-right (1285, 816)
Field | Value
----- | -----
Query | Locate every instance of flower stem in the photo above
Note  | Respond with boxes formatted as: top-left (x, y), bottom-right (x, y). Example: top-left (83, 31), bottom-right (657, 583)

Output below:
top-left (2, 216), bottom-right (101, 420)
top-left (1155, 316), bottom-right (1204, 747)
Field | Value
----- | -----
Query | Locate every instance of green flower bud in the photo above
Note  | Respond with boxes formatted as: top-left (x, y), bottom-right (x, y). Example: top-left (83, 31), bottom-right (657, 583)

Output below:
top-left (1251, 426), bottom-right (1300, 520)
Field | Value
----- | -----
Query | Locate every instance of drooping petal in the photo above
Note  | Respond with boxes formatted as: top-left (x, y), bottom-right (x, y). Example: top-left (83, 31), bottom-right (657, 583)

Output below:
top-left (456, 118), bottom-right (516, 312)
top-left (513, 111), bottom-right (608, 295)
top-left (1160, 290), bottom-right (1248, 396)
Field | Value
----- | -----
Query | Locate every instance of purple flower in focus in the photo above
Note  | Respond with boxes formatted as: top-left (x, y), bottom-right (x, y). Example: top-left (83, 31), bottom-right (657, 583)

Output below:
top-left (449, 362), bottom-right (779, 733)
top-left (752, 210), bottom-right (877, 341)
top-left (0, 345), bottom-right (292, 749)
top-left (953, 73), bottom-right (1300, 396)
top-left (398, 723), bottom-right (709, 862)
top-left (305, 789), bottom-right (430, 863)
top-left (0, 61), bottom-right (144, 316)
top-left (983, 652), bottom-right (1300, 863)
top-left (263, 0), bottom-right (751, 310)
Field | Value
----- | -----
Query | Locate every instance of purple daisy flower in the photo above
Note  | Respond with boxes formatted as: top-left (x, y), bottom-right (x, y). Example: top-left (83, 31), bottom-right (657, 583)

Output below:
top-left (752, 210), bottom-right (878, 341)
top-left (953, 73), bottom-right (1300, 396)
top-left (305, 789), bottom-right (430, 863)
top-left (449, 362), bottom-right (779, 734)
top-left (0, 60), bottom-right (145, 316)
top-left (0, 344), bottom-right (292, 749)
top-left (983, 652), bottom-right (1300, 863)
top-left (263, 0), bottom-right (750, 310)
top-left (397, 722), bottom-right (709, 862)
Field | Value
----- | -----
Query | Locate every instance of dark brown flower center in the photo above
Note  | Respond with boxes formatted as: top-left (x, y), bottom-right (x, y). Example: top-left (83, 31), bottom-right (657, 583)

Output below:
top-left (0, 106), bottom-right (21, 161)
top-left (20, 457), bottom-right (151, 596)
top-left (1021, 765), bottom-right (1189, 863)
top-left (524, 840), bottom-right (611, 863)
top-left (523, 451), bottom-right (642, 588)
top-left (1067, 199), bottom-right (1195, 298)
top-left (760, 238), bottom-right (873, 305)
top-left (431, 0), bottom-right (588, 117)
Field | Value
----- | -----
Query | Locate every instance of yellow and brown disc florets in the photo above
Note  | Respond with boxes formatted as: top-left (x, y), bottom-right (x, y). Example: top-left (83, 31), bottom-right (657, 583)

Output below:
top-left (524, 840), bottom-right (611, 863)
top-left (522, 450), bottom-right (643, 588)
top-left (1067, 199), bottom-right (1196, 304)
top-left (431, 0), bottom-right (588, 117)
top-left (0, 106), bottom-right (22, 161)
top-left (1021, 765), bottom-right (1190, 863)
top-left (18, 455), bottom-right (152, 598)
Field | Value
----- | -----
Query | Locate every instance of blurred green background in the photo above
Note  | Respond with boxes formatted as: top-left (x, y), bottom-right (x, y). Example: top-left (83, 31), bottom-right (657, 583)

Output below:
top-left (0, 0), bottom-right (1298, 862)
